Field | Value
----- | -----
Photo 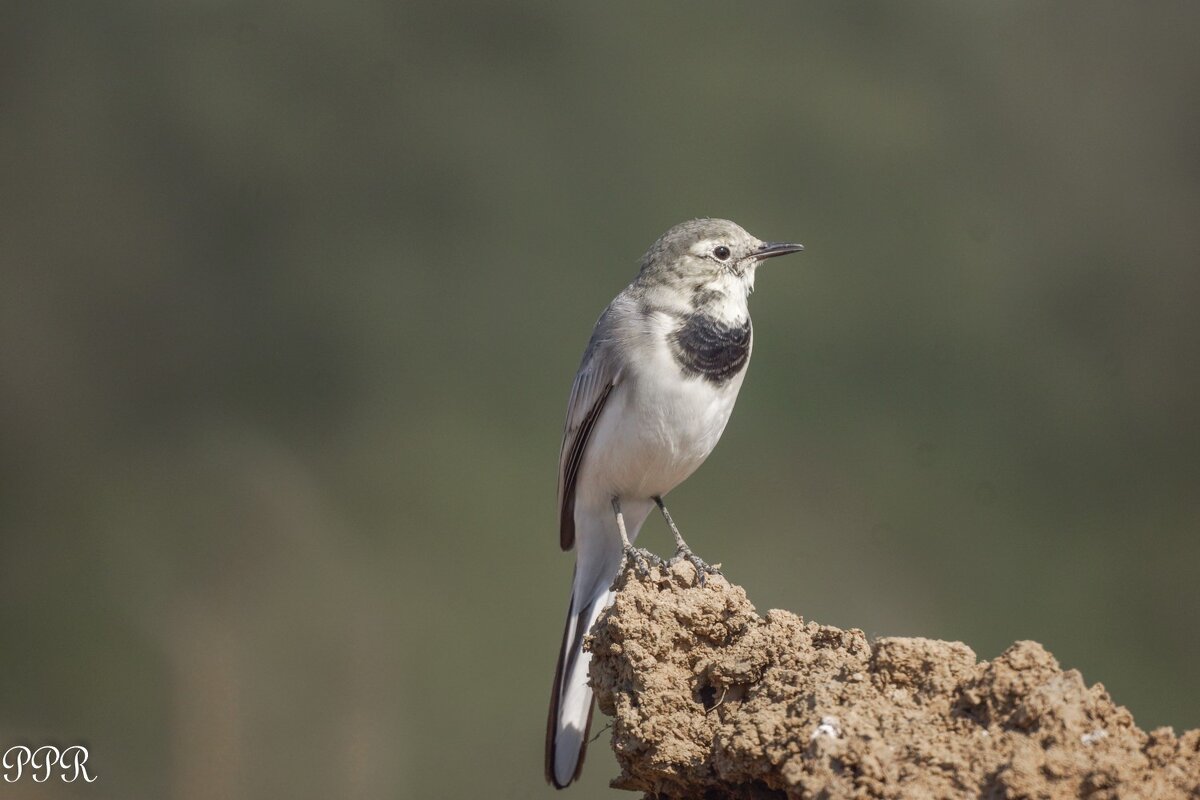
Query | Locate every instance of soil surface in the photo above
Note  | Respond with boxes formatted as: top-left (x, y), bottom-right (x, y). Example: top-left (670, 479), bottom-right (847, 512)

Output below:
top-left (588, 560), bottom-right (1200, 799)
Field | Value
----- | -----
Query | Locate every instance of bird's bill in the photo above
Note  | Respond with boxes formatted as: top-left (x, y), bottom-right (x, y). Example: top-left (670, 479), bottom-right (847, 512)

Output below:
top-left (753, 241), bottom-right (805, 260)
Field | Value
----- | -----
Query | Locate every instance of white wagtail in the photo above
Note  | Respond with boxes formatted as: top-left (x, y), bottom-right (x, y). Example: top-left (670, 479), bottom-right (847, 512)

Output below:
top-left (546, 218), bottom-right (803, 788)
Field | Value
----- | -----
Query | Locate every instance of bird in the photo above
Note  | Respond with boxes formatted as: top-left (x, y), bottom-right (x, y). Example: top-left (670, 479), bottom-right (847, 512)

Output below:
top-left (546, 218), bottom-right (804, 788)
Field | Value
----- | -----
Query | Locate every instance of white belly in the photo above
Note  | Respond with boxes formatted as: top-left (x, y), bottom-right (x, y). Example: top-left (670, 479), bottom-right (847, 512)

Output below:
top-left (579, 349), bottom-right (747, 502)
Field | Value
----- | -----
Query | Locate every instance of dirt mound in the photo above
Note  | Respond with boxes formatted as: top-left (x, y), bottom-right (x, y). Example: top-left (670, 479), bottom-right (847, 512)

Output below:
top-left (588, 560), bottom-right (1200, 799)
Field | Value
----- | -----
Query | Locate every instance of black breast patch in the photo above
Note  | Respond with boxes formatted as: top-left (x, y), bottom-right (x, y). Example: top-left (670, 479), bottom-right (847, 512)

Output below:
top-left (669, 313), bottom-right (752, 385)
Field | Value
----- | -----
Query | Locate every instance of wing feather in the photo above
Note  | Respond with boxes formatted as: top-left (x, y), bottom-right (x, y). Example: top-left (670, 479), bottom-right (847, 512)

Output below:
top-left (557, 325), bottom-right (621, 550)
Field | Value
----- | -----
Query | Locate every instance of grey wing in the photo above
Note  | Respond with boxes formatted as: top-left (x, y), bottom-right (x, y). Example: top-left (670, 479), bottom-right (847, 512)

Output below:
top-left (557, 332), bottom-right (621, 551)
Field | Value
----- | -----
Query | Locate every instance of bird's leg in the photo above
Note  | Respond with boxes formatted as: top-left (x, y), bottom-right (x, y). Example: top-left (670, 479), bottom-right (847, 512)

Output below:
top-left (612, 497), bottom-right (658, 575)
top-left (654, 496), bottom-right (720, 582)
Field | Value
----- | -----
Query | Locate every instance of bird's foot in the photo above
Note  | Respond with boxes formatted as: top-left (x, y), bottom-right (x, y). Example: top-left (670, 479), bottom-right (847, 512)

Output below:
top-left (621, 544), bottom-right (663, 576)
top-left (670, 547), bottom-right (722, 585)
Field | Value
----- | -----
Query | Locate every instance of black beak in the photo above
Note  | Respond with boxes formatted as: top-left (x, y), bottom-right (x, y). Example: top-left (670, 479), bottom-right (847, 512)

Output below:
top-left (753, 241), bottom-right (805, 260)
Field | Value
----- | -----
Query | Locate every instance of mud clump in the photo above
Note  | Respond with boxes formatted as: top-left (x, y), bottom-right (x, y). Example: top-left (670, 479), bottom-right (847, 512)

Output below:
top-left (588, 561), bottom-right (1200, 799)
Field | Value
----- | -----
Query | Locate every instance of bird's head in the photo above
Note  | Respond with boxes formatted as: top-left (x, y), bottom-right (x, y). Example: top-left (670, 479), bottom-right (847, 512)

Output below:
top-left (637, 218), bottom-right (803, 297)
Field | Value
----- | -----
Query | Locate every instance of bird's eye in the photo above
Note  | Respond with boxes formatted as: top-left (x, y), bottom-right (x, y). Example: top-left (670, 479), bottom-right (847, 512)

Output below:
top-left (713, 245), bottom-right (731, 261)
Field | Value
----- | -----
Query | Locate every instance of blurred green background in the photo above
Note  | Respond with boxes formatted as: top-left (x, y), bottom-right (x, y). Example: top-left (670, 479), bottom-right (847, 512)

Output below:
top-left (2, 2), bottom-right (1198, 798)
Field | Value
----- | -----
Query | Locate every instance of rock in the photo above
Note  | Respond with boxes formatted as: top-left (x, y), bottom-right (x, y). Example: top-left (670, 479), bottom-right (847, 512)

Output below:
top-left (587, 561), bottom-right (1200, 799)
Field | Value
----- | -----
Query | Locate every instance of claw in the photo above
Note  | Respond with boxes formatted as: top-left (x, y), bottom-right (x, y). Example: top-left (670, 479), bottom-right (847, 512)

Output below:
top-left (622, 545), bottom-right (662, 576)
top-left (670, 547), bottom-right (722, 585)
